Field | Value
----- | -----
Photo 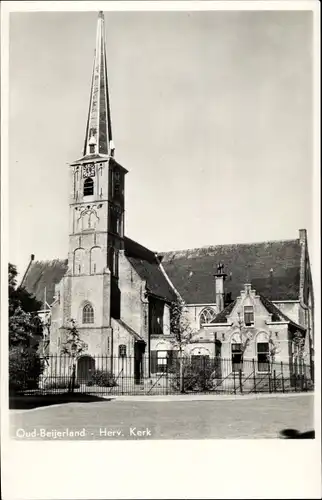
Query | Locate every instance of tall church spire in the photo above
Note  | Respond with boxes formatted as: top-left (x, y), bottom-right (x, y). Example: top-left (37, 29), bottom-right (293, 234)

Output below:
top-left (83, 11), bottom-right (113, 157)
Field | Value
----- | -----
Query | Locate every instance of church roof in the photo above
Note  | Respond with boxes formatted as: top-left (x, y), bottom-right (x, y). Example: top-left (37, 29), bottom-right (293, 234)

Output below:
top-left (21, 259), bottom-right (68, 306)
top-left (159, 238), bottom-right (302, 303)
top-left (124, 237), bottom-right (177, 303)
top-left (20, 237), bottom-right (177, 307)
top-left (21, 237), bottom-right (304, 309)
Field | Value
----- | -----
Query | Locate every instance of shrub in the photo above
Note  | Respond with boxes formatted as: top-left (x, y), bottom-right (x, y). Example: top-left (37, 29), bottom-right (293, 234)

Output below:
top-left (9, 347), bottom-right (44, 395)
top-left (169, 358), bottom-right (215, 392)
top-left (88, 370), bottom-right (116, 387)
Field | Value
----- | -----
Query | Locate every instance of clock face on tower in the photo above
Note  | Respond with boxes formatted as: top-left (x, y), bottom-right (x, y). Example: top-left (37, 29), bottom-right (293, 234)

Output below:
top-left (83, 164), bottom-right (95, 178)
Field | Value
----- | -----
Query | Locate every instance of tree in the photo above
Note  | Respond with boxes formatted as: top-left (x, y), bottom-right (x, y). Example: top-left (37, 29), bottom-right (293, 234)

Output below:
top-left (8, 263), bottom-right (44, 394)
top-left (9, 263), bottom-right (42, 348)
top-left (9, 264), bottom-right (42, 315)
top-left (168, 301), bottom-right (196, 393)
top-left (293, 331), bottom-right (307, 361)
top-left (61, 319), bottom-right (88, 392)
top-left (268, 333), bottom-right (281, 363)
top-left (236, 311), bottom-right (252, 362)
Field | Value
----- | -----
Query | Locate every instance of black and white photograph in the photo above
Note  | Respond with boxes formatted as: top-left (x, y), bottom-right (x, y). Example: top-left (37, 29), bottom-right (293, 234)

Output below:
top-left (1, 1), bottom-right (320, 499)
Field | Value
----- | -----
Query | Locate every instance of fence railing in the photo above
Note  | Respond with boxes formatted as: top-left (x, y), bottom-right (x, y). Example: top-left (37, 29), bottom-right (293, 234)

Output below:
top-left (10, 354), bottom-right (314, 397)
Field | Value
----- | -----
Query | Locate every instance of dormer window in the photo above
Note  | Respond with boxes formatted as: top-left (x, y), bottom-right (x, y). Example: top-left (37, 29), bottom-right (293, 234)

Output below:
top-left (244, 305), bottom-right (254, 326)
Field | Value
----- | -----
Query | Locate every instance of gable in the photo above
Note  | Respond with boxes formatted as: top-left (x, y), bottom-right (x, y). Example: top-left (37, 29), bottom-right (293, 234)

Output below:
top-left (160, 239), bottom-right (301, 304)
top-left (212, 290), bottom-right (304, 332)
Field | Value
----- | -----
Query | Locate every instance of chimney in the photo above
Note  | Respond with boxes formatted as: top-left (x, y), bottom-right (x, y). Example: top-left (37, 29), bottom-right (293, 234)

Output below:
top-left (214, 262), bottom-right (227, 313)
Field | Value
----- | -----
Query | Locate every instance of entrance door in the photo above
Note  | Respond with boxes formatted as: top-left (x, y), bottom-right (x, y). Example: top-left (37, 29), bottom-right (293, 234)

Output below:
top-left (77, 356), bottom-right (95, 384)
top-left (134, 341), bottom-right (146, 384)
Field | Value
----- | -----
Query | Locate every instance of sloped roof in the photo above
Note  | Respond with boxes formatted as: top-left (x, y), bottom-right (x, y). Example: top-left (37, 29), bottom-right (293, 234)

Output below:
top-left (22, 259), bottom-right (68, 306)
top-left (211, 293), bottom-right (304, 331)
top-left (159, 239), bottom-right (301, 303)
top-left (124, 237), bottom-right (177, 303)
top-left (114, 319), bottom-right (144, 341)
top-left (21, 237), bottom-right (177, 307)
top-left (259, 293), bottom-right (305, 331)
top-left (212, 300), bottom-right (237, 324)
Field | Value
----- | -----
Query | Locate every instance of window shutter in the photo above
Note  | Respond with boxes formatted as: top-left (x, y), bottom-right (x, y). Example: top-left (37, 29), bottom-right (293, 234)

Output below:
top-left (167, 350), bottom-right (173, 370)
top-left (150, 351), bottom-right (157, 374)
top-left (169, 350), bottom-right (178, 370)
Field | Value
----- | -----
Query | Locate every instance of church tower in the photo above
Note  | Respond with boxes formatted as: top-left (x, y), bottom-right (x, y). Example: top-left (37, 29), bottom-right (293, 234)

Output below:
top-left (63, 12), bottom-right (127, 354)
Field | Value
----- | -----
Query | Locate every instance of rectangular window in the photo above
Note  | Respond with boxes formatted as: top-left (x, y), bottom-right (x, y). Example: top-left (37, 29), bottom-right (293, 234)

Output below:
top-left (157, 351), bottom-right (168, 373)
top-left (257, 342), bottom-right (270, 372)
top-left (232, 343), bottom-right (243, 372)
top-left (244, 306), bottom-right (254, 326)
top-left (150, 350), bottom-right (176, 374)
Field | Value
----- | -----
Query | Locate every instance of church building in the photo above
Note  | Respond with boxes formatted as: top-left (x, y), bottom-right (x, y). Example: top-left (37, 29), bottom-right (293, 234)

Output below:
top-left (21, 12), bottom-right (314, 384)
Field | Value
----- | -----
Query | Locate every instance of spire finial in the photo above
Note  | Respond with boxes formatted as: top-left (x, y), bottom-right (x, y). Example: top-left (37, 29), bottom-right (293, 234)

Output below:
top-left (83, 10), bottom-right (113, 157)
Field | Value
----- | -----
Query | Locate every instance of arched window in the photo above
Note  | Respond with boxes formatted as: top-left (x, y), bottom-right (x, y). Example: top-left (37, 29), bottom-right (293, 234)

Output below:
top-left (73, 248), bottom-right (85, 275)
top-left (119, 344), bottom-right (127, 358)
top-left (200, 307), bottom-right (216, 327)
top-left (83, 177), bottom-right (94, 197)
top-left (82, 303), bottom-right (94, 324)
top-left (90, 246), bottom-right (102, 274)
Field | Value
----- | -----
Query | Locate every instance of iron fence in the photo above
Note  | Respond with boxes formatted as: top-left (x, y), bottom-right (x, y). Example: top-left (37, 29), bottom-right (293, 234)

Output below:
top-left (11, 354), bottom-right (314, 397)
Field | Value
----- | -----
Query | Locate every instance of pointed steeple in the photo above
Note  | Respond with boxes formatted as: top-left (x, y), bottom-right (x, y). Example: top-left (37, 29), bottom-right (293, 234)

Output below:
top-left (83, 11), bottom-right (113, 157)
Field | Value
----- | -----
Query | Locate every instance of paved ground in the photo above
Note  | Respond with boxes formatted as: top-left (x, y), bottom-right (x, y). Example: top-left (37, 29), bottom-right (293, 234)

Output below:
top-left (10, 394), bottom-right (314, 440)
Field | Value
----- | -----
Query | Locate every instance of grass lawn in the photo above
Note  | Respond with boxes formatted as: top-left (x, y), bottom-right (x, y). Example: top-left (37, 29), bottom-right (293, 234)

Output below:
top-left (10, 394), bottom-right (314, 440)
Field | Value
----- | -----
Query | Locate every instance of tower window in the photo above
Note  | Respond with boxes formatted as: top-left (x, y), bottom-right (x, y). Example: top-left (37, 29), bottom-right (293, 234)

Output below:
top-left (89, 144), bottom-right (95, 154)
top-left (82, 303), bottom-right (94, 324)
top-left (84, 178), bottom-right (94, 197)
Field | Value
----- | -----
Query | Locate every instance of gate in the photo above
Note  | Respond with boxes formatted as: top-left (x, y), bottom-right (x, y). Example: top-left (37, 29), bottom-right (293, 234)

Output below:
top-left (77, 356), bottom-right (95, 385)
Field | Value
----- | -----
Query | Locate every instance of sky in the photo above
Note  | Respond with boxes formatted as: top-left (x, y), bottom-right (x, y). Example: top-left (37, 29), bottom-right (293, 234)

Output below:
top-left (9, 9), bottom-right (313, 278)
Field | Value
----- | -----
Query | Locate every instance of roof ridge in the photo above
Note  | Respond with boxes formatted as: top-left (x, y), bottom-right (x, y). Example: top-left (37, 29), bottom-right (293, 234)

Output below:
top-left (31, 258), bottom-right (68, 265)
top-left (159, 238), bottom-right (299, 256)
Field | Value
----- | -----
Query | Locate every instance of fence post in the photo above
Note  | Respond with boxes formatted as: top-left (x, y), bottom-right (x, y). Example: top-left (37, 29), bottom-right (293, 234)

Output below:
top-left (268, 363), bottom-right (272, 393)
top-left (273, 369), bottom-right (277, 392)
top-left (304, 363), bottom-right (308, 392)
top-left (166, 363), bottom-right (169, 396)
top-left (252, 358), bottom-right (256, 393)
top-left (281, 361), bottom-right (285, 393)
top-left (69, 363), bottom-right (76, 393)
top-left (233, 369), bottom-right (236, 395)
top-left (300, 360), bottom-right (304, 391)
top-left (121, 357), bottom-right (124, 395)
top-left (239, 369), bottom-right (243, 395)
